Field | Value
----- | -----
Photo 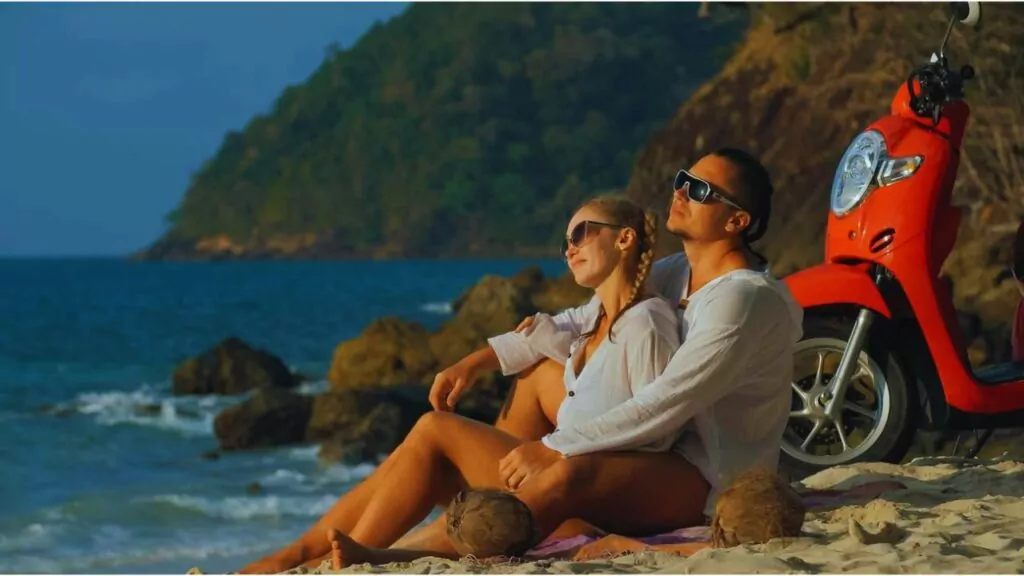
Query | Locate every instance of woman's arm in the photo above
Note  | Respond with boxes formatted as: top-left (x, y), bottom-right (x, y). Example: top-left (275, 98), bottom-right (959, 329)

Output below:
top-left (487, 296), bottom-right (598, 376)
top-left (540, 284), bottom-right (788, 457)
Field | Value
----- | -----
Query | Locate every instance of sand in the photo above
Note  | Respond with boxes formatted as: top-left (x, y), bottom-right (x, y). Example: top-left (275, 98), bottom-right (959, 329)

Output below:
top-left (266, 456), bottom-right (1024, 574)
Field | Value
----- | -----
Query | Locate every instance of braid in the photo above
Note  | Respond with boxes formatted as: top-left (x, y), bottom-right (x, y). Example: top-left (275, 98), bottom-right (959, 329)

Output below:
top-left (627, 210), bottom-right (657, 308)
top-left (608, 209), bottom-right (657, 342)
top-left (573, 195), bottom-right (656, 344)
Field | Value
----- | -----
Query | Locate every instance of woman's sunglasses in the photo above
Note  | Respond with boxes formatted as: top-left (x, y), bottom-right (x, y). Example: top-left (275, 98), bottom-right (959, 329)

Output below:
top-left (561, 220), bottom-right (624, 258)
top-left (674, 169), bottom-right (746, 211)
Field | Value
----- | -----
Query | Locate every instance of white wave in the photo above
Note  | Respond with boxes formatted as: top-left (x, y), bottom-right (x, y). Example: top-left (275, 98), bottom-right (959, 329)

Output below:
top-left (0, 522), bottom-right (61, 553)
top-left (420, 301), bottom-right (453, 315)
top-left (296, 379), bottom-right (329, 395)
top-left (259, 468), bottom-right (309, 486)
top-left (59, 383), bottom-right (234, 437)
top-left (284, 445), bottom-right (321, 461)
top-left (0, 524), bottom-right (285, 573)
top-left (145, 493), bottom-right (338, 520)
top-left (320, 462), bottom-right (377, 484)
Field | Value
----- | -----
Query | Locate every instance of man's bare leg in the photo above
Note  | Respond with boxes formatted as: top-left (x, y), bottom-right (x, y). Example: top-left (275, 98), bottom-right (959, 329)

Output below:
top-left (389, 358), bottom-right (566, 552)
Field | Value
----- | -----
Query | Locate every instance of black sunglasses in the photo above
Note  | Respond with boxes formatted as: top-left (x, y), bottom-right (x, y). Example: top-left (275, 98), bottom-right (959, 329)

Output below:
top-left (561, 220), bottom-right (624, 258)
top-left (674, 169), bottom-right (746, 211)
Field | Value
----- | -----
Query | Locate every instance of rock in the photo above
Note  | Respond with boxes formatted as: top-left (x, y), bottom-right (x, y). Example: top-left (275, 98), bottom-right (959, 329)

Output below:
top-left (308, 384), bottom-right (504, 464)
top-left (430, 275), bottom-right (537, 369)
top-left (306, 385), bottom-right (431, 442)
top-left (327, 318), bottom-right (437, 390)
top-left (532, 271), bottom-right (592, 314)
top-left (623, 3), bottom-right (1024, 361)
top-left (309, 385), bottom-right (433, 464)
top-left (173, 337), bottom-right (299, 396)
top-left (317, 405), bottom-right (403, 465)
top-left (213, 388), bottom-right (313, 450)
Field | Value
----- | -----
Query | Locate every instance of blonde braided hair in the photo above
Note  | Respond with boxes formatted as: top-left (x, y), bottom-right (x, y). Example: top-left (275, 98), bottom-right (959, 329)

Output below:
top-left (575, 194), bottom-right (658, 343)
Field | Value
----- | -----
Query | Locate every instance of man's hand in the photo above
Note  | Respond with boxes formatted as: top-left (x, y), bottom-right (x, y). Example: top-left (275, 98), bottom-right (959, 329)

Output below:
top-left (499, 440), bottom-right (563, 490)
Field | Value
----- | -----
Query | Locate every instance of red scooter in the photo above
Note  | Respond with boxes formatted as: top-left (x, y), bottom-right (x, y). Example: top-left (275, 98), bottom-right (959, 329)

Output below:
top-left (780, 1), bottom-right (1024, 476)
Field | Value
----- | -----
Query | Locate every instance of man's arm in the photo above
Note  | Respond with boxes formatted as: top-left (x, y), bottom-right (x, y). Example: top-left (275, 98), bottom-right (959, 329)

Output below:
top-left (541, 284), bottom-right (786, 457)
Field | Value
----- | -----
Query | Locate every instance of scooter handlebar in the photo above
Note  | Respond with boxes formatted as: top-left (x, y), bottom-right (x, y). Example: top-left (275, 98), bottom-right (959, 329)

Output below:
top-left (952, 1), bottom-right (982, 27)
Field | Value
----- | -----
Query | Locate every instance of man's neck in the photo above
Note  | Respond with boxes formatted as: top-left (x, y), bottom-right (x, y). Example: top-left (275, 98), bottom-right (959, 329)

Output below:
top-left (682, 240), bottom-right (755, 295)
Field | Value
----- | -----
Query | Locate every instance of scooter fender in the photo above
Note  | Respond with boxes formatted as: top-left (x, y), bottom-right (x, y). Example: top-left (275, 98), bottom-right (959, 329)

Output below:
top-left (783, 264), bottom-right (892, 318)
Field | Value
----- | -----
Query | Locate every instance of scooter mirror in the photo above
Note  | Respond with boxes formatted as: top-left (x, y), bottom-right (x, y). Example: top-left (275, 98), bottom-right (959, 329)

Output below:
top-left (953, 1), bottom-right (982, 27)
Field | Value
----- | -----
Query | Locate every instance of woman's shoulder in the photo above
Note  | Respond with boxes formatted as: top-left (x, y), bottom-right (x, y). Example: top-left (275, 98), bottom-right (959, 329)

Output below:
top-left (614, 297), bottom-right (680, 340)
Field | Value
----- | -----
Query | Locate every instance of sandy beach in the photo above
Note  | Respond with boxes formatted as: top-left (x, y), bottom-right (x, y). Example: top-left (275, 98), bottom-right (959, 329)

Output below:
top-left (263, 456), bottom-right (1024, 574)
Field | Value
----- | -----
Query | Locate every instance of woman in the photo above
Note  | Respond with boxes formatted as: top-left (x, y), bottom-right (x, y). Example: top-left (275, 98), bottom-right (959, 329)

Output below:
top-left (240, 194), bottom-right (684, 573)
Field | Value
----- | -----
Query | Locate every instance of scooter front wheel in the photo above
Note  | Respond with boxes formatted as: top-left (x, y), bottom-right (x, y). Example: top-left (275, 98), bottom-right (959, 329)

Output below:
top-left (779, 313), bottom-right (917, 480)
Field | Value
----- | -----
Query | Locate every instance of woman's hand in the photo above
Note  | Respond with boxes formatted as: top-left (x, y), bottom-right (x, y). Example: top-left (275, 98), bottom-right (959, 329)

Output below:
top-left (429, 360), bottom-right (478, 412)
top-left (499, 440), bottom-right (563, 490)
top-left (429, 347), bottom-right (499, 411)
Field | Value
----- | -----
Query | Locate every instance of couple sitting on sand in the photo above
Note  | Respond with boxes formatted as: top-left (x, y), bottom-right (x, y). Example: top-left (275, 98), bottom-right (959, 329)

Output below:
top-left (241, 148), bottom-right (807, 572)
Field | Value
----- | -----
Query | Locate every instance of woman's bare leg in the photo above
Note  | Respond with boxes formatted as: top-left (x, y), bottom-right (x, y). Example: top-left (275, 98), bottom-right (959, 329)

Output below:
top-left (390, 358), bottom-right (566, 551)
top-left (346, 411), bottom-right (527, 548)
top-left (239, 449), bottom-right (415, 573)
top-left (243, 359), bottom-right (567, 573)
top-left (493, 358), bottom-right (565, 439)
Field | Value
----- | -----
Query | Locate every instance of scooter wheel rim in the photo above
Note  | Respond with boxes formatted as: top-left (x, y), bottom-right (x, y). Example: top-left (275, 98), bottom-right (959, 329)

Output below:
top-left (782, 337), bottom-right (892, 467)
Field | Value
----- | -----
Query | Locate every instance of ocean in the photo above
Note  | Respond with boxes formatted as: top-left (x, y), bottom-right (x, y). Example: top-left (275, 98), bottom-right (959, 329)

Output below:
top-left (0, 258), bottom-right (567, 574)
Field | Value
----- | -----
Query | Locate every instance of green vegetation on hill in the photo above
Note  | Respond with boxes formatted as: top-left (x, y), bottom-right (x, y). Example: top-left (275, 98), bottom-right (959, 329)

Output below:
top-left (147, 3), bottom-right (748, 259)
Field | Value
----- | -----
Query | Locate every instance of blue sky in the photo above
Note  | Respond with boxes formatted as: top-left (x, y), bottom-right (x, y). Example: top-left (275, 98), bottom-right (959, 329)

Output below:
top-left (0, 2), bottom-right (408, 257)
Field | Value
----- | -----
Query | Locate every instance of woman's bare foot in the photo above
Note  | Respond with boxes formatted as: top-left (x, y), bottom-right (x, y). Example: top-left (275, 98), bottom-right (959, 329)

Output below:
top-left (325, 528), bottom-right (372, 569)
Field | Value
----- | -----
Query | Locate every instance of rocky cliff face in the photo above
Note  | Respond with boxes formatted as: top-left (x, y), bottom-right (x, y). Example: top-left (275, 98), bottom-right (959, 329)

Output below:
top-left (625, 2), bottom-right (1024, 363)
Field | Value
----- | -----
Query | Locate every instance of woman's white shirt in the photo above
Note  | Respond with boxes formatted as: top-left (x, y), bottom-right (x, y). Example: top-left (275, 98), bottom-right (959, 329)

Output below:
top-left (488, 297), bottom-right (682, 454)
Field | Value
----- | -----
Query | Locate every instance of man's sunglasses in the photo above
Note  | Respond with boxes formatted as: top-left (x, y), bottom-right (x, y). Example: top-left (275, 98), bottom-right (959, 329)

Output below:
top-left (674, 169), bottom-right (746, 211)
top-left (561, 220), bottom-right (624, 257)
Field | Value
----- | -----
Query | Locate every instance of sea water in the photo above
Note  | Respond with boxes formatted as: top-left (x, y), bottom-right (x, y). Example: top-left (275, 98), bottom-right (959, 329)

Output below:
top-left (0, 258), bottom-right (565, 573)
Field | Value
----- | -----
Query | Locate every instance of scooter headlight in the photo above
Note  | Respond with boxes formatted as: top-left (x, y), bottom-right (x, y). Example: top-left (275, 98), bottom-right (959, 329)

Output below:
top-left (830, 130), bottom-right (924, 218)
top-left (831, 130), bottom-right (886, 217)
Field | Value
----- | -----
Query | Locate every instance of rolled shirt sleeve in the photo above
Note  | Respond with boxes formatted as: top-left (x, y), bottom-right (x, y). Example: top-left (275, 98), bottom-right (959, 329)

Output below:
top-left (487, 296), bottom-right (598, 376)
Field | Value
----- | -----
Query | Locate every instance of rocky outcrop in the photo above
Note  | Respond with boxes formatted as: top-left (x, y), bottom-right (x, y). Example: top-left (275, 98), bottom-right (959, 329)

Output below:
top-left (173, 337), bottom-right (301, 395)
top-left (327, 319), bottom-right (437, 389)
top-left (207, 267), bottom-right (590, 458)
top-left (624, 3), bottom-right (1024, 363)
top-left (213, 388), bottom-right (313, 450)
top-left (326, 267), bottom-right (591, 423)
top-left (308, 385), bottom-right (432, 464)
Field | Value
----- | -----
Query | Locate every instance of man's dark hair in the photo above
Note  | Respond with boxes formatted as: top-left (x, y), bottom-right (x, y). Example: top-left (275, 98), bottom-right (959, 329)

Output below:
top-left (711, 147), bottom-right (774, 264)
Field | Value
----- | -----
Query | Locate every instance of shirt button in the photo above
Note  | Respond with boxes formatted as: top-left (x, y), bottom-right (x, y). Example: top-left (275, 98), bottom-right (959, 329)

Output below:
top-left (568, 391), bottom-right (576, 397)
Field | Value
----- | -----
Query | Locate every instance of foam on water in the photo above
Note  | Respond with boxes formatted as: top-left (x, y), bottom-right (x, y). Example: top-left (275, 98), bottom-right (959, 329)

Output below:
top-left (145, 493), bottom-right (341, 520)
top-left (420, 300), bottom-right (453, 315)
top-left (60, 383), bottom-right (236, 437)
